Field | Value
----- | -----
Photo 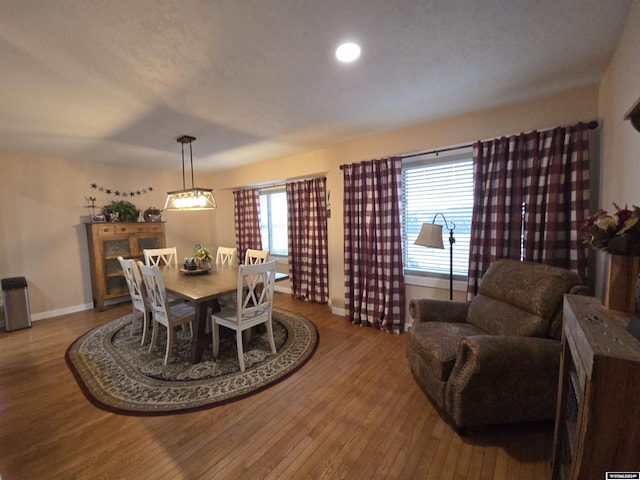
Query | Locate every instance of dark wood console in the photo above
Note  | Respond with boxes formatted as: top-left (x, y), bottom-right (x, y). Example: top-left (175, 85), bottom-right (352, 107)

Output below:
top-left (551, 294), bottom-right (640, 479)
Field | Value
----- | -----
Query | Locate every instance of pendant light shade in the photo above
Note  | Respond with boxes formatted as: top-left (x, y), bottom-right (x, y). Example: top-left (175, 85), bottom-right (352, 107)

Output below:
top-left (164, 135), bottom-right (216, 211)
top-left (164, 187), bottom-right (216, 210)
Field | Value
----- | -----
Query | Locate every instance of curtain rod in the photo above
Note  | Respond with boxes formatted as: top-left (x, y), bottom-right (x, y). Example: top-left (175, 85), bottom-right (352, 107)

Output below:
top-left (228, 174), bottom-right (327, 192)
top-left (339, 120), bottom-right (599, 168)
top-left (260, 175), bottom-right (326, 191)
top-left (399, 120), bottom-right (599, 160)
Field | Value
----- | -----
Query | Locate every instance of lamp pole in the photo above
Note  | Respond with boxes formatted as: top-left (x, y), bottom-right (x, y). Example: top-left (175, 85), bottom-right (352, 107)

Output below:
top-left (433, 213), bottom-right (456, 301)
top-left (448, 226), bottom-right (455, 300)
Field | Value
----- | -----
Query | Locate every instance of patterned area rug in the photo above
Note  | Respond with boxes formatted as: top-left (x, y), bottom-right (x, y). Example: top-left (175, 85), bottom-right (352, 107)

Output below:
top-left (66, 308), bottom-right (318, 415)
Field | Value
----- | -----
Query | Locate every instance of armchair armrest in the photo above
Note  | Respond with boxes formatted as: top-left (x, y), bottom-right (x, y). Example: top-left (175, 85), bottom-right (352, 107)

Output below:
top-left (409, 298), bottom-right (469, 325)
top-left (445, 335), bottom-right (562, 428)
top-left (452, 335), bottom-right (560, 376)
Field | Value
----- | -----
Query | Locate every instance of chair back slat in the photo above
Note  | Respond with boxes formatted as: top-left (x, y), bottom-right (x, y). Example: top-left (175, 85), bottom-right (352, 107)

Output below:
top-left (216, 246), bottom-right (238, 266)
top-left (236, 260), bottom-right (277, 322)
top-left (118, 257), bottom-right (146, 310)
top-left (138, 262), bottom-right (170, 326)
top-left (244, 248), bottom-right (269, 265)
top-left (144, 247), bottom-right (178, 266)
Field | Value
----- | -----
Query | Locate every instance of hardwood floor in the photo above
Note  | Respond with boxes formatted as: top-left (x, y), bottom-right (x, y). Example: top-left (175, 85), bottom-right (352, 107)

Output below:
top-left (0, 294), bottom-right (553, 479)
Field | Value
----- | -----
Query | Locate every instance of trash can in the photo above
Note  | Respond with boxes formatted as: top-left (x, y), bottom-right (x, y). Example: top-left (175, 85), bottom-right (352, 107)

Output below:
top-left (2, 277), bottom-right (32, 331)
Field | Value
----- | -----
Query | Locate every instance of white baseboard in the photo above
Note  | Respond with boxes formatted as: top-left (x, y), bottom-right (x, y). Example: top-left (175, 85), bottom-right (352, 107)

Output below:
top-left (328, 300), bottom-right (346, 317)
top-left (30, 302), bottom-right (94, 321)
top-left (274, 285), bottom-right (290, 294)
top-left (30, 297), bottom-right (129, 321)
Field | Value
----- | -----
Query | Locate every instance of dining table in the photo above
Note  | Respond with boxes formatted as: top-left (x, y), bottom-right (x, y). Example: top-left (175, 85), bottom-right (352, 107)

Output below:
top-left (159, 263), bottom-right (239, 363)
top-left (159, 263), bottom-right (287, 363)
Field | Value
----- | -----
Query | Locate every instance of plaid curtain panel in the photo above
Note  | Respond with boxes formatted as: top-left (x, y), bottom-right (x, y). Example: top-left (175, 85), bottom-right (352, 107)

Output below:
top-left (286, 178), bottom-right (329, 303)
top-left (343, 157), bottom-right (405, 333)
top-left (233, 188), bottom-right (262, 263)
top-left (467, 122), bottom-right (590, 299)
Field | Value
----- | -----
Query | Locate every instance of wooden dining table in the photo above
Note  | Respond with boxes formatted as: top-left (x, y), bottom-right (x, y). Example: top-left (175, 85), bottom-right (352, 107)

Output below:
top-left (159, 263), bottom-right (287, 363)
top-left (159, 263), bottom-right (239, 363)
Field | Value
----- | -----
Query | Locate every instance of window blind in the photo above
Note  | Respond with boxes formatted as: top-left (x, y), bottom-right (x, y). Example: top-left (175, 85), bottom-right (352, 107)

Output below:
top-left (402, 159), bottom-right (473, 277)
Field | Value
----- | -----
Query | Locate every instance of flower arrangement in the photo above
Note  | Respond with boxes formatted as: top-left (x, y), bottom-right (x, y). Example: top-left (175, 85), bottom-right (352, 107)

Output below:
top-left (581, 203), bottom-right (640, 255)
top-left (193, 245), bottom-right (213, 262)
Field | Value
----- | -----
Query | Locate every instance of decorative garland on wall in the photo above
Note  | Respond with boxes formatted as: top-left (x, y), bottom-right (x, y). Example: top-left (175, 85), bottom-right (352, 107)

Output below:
top-left (84, 183), bottom-right (157, 218)
top-left (90, 182), bottom-right (154, 197)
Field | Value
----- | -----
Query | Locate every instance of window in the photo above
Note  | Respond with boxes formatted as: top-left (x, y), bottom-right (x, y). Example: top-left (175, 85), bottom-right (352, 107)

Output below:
top-left (259, 189), bottom-right (288, 256)
top-left (402, 153), bottom-right (473, 278)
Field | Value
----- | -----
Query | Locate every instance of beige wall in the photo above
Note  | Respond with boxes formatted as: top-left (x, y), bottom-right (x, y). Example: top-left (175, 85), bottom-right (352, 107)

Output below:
top-left (594, 0), bottom-right (640, 298)
top-left (599, 0), bottom-right (640, 214)
top-left (208, 86), bottom-right (600, 316)
top-left (0, 153), bottom-right (215, 317)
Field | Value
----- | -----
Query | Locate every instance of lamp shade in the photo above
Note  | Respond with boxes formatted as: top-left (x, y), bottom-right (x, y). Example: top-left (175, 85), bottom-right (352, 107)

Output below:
top-left (415, 223), bottom-right (444, 249)
top-left (164, 188), bottom-right (217, 211)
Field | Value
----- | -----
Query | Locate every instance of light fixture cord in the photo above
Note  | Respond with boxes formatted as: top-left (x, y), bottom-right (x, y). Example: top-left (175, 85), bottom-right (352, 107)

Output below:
top-left (189, 141), bottom-right (195, 188)
top-left (181, 142), bottom-right (186, 190)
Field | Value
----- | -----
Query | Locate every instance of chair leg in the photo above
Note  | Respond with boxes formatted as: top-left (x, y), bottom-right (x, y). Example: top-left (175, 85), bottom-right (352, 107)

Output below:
top-left (148, 321), bottom-right (159, 354)
top-left (236, 330), bottom-right (245, 372)
top-left (130, 308), bottom-right (137, 336)
top-left (266, 319), bottom-right (276, 354)
top-left (164, 325), bottom-right (174, 366)
top-left (140, 311), bottom-right (149, 345)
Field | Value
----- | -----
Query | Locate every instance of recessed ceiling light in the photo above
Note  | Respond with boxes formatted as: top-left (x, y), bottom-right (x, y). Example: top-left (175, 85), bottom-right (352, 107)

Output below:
top-left (336, 42), bottom-right (361, 63)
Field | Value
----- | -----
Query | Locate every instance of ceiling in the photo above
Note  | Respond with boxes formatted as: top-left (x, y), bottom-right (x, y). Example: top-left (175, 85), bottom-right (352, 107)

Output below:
top-left (0, 0), bottom-right (632, 172)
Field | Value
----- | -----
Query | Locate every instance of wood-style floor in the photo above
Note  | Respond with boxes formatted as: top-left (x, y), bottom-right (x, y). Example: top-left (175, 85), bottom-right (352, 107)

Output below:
top-left (0, 294), bottom-right (553, 479)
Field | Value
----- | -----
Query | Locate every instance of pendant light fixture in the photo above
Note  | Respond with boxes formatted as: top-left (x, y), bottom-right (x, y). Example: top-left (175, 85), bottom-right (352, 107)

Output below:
top-left (164, 135), bottom-right (216, 211)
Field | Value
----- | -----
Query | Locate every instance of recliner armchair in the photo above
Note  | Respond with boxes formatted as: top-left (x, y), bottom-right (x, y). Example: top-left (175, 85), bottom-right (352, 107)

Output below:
top-left (406, 259), bottom-right (587, 431)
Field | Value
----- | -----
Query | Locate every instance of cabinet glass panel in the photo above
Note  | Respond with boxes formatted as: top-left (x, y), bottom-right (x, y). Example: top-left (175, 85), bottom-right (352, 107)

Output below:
top-left (138, 236), bottom-right (160, 251)
top-left (106, 276), bottom-right (127, 294)
top-left (105, 258), bottom-right (124, 276)
top-left (103, 239), bottom-right (130, 257)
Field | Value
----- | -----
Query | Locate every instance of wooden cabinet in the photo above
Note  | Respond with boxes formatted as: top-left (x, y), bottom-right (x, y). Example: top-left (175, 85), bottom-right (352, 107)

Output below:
top-left (85, 222), bottom-right (166, 310)
top-left (551, 294), bottom-right (640, 480)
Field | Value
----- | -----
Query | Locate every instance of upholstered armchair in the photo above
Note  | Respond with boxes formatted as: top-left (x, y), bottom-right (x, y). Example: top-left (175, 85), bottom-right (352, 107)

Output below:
top-left (406, 259), bottom-right (587, 431)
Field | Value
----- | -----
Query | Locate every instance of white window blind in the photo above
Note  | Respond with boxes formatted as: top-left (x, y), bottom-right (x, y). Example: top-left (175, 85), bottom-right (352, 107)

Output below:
top-left (259, 190), bottom-right (288, 256)
top-left (402, 157), bottom-right (473, 277)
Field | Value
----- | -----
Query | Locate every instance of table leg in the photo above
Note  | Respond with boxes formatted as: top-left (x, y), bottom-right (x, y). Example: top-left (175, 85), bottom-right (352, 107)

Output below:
top-left (190, 300), bottom-right (220, 363)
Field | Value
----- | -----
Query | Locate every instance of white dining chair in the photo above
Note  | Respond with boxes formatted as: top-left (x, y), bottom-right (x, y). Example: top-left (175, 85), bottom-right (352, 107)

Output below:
top-left (214, 246), bottom-right (239, 311)
top-left (244, 248), bottom-right (269, 265)
top-left (138, 262), bottom-right (195, 365)
top-left (211, 260), bottom-right (277, 372)
top-left (143, 247), bottom-right (178, 266)
top-left (143, 246), bottom-right (186, 308)
top-left (216, 246), bottom-right (238, 266)
top-left (117, 256), bottom-right (152, 345)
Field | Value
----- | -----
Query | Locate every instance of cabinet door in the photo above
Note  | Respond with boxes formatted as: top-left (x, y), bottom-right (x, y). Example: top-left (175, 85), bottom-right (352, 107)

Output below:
top-left (137, 236), bottom-right (162, 253)
top-left (102, 238), bottom-right (130, 295)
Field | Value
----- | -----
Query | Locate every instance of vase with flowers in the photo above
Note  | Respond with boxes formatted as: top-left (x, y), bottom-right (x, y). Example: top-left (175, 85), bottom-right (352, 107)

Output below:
top-left (193, 244), bottom-right (213, 271)
top-left (581, 203), bottom-right (640, 316)
top-left (581, 203), bottom-right (640, 255)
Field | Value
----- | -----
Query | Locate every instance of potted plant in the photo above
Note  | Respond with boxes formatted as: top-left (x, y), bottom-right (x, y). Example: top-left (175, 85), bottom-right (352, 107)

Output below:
top-left (102, 200), bottom-right (141, 223)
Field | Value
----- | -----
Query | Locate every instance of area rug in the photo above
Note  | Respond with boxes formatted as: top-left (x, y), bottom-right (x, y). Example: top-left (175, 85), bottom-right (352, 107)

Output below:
top-left (66, 308), bottom-right (318, 416)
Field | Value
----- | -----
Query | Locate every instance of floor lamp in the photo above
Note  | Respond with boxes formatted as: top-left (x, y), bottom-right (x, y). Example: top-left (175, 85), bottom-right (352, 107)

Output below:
top-left (414, 213), bottom-right (456, 300)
